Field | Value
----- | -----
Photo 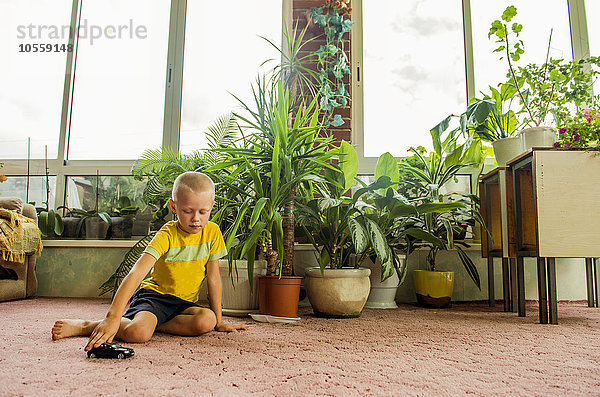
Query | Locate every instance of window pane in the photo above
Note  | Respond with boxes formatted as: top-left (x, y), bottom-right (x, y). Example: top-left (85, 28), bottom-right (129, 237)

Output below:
top-left (0, 0), bottom-right (71, 159)
top-left (67, 0), bottom-right (170, 160)
top-left (179, 0), bottom-right (282, 153)
top-left (471, 0), bottom-right (572, 97)
top-left (65, 175), bottom-right (148, 213)
top-left (586, 0), bottom-right (600, 95)
top-left (0, 176), bottom-right (56, 209)
top-left (362, 0), bottom-right (466, 157)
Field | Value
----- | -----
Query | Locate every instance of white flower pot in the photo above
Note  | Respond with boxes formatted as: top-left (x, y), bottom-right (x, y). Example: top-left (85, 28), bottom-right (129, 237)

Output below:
top-left (363, 256), bottom-right (406, 309)
top-left (492, 136), bottom-right (522, 167)
top-left (519, 126), bottom-right (557, 151)
top-left (203, 259), bottom-right (267, 316)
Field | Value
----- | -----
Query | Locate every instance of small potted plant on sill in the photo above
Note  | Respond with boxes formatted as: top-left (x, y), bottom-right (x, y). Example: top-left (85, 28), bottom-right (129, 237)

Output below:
top-left (109, 196), bottom-right (138, 239)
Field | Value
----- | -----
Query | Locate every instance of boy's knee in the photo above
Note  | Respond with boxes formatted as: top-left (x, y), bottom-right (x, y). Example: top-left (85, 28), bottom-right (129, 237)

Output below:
top-left (121, 322), bottom-right (154, 343)
top-left (191, 310), bottom-right (216, 335)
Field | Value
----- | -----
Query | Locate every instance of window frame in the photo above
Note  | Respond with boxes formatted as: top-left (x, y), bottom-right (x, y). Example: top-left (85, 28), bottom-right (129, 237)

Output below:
top-left (2, 0), bottom-right (292, 211)
top-left (351, 0), bottom-right (592, 174)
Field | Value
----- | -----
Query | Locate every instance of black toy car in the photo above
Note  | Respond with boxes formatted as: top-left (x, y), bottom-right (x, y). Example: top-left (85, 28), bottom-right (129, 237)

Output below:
top-left (87, 343), bottom-right (134, 359)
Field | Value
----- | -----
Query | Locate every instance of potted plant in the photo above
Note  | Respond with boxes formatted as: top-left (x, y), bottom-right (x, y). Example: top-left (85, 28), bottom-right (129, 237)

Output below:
top-left (399, 118), bottom-right (485, 308)
top-left (66, 209), bottom-right (111, 240)
top-left (110, 197), bottom-right (139, 239)
top-left (554, 108), bottom-right (600, 150)
top-left (296, 143), bottom-right (445, 316)
top-left (209, 76), bottom-right (338, 319)
top-left (488, 6), bottom-right (600, 154)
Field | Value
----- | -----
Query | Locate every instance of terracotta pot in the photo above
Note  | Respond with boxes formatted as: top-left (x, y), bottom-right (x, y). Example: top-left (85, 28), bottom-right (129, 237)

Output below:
top-left (304, 267), bottom-right (371, 318)
top-left (413, 269), bottom-right (454, 308)
top-left (257, 275), bottom-right (302, 318)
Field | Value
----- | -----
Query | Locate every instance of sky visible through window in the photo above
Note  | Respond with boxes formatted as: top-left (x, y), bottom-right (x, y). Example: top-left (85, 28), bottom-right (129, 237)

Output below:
top-left (179, 0), bottom-right (282, 154)
top-left (362, 0), bottom-right (465, 157)
top-left (0, 0), bottom-right (71, 159)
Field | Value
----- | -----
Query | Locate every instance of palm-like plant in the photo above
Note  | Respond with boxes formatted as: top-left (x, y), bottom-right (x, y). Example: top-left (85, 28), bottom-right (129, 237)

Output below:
top-left (399, 120), bottom-right (485, 289)
top-left (208, 77), bottom-right (338, 281)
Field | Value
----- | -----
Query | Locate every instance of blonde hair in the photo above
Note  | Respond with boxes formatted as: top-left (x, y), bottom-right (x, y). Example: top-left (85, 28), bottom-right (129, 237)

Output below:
top-left (172, 172), bottom-right (215, 201)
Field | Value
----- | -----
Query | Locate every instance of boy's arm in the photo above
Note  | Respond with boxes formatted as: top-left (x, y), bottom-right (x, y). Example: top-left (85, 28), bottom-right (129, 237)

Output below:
top-left (84, 253), bottom-right (157, 350)
top-left (206, 259), bottom-right (248, 332)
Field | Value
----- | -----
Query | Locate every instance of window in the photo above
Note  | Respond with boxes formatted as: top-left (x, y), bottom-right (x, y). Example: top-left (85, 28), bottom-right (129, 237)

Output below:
top-left (67, 0), bottom-right (170, 160)
top-left (65, 175), bottom-right (147, 212)
top-left (179, 0), bottom-right (282, 153)
top-left (0, 0), bottom-right (72, 159)
top-left (471, 0), bottom-right (572, 96)
top-left (355, 0), bottom-right (584, 171)
top-left (1, 0), bottom-right (289, 218)
top-left (0, 176), bottom-right (56, 209)
top-left (585, 0), bottom-right (600, 95)
top-left (359, 0), bottom-right (466, 158)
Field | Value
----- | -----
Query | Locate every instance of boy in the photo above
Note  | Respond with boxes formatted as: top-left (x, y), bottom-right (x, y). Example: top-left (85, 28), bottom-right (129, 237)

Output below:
top-left (52, 172), bottom-right (247, 351)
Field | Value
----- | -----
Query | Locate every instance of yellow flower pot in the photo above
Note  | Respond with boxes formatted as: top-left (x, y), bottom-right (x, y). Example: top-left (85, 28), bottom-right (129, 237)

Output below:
top-left (413, 270), bottom-right (454, 308)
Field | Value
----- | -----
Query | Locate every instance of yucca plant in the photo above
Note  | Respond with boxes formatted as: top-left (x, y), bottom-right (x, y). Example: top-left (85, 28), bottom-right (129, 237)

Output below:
top-left (208, 76), bottom-right (338, 282)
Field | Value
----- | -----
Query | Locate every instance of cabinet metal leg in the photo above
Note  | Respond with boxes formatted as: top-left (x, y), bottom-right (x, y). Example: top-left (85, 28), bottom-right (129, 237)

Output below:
top-left (586, 258), bottom-right (594, 307)
top-left (502, 258), bottom-right (510, 312)
top-left (510, 258), bottom-right (518, 313)
top-left (536, 257), bottom-right (548, 324)
top-left (517, 257), bottom-right (526, 317)
top-left (488, 257), bottom-right (495, 307)
top-left (594, 258), bottom-right (600, 308)
top-left (547, 257), bottom-right (558, 325)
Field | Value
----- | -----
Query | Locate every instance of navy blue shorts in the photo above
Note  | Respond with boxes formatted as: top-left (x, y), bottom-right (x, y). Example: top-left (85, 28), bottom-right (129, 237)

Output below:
top-left (123, 288), bottom-right (200, 327)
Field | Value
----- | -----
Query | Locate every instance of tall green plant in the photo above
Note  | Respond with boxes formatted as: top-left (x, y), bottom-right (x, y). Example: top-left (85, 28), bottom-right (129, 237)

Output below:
top-left (399, 120), bottom-right (485, 289)
top-left (208, 78), bottom-right (338, 282)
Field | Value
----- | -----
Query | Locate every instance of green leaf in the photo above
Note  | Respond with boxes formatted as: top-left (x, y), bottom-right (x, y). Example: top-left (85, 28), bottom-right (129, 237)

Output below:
top-left (375, 152), bottom-right (399, 184)
top-left (363, 216), bottom-right (390, 265)
top-left (240, 221), bottom-right (266, 260)
top-left (250, 197), bottom-right (268, 228)
top-left (501, 5), bottom-right (517, 22)
top-left (54, 213), bottom-right (64, 236)
top-left (338, 140), bottom-right (358, 192)
top-left (348, 217), bottom-right (368, 253)
top-left (417, 202), bottom-right (464, 214)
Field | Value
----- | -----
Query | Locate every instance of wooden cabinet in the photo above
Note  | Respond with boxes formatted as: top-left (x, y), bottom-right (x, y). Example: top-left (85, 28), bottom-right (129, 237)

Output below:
top-left (480, 149), bottom-right (600, 324)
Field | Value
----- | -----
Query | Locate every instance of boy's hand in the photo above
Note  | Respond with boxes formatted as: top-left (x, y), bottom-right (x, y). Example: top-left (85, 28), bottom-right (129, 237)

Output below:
top-left (214, 322), bottom-right (248, 333)
top-left (85, 317), bottom-right (120, 351)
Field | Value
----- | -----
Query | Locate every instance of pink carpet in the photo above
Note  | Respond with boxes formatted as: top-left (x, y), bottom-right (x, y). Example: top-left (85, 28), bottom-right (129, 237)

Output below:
top-left (1, 298), bottom-right (599, 396)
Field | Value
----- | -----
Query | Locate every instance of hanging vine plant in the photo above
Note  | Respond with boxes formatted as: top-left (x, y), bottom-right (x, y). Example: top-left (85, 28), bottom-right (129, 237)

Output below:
top-left (309, 0), bottom-right (354, 127)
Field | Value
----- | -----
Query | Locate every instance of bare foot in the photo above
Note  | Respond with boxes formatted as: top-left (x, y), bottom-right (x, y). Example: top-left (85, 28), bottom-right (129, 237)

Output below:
top-left (52, 319), bottom-right (95, 340)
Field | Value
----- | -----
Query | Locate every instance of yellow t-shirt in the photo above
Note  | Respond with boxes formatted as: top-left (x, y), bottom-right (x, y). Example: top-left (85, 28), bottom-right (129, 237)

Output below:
top-left (140, 220), bottom-right (227, 302)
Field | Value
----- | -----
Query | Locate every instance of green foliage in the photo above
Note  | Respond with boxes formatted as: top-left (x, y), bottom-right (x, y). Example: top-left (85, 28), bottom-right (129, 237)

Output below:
top-left (36, 208), bottom-right (63, 238)
top-left (99, 232), bottom-right (156, 297)
top-left (398, 122), bottom-right (485, 289)
top-left (209, 78), bottom-right (338, 279)
top-left (309, 5), bottom-right (354, 126)
top-left (488, 5), bottom-right (600, 128)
